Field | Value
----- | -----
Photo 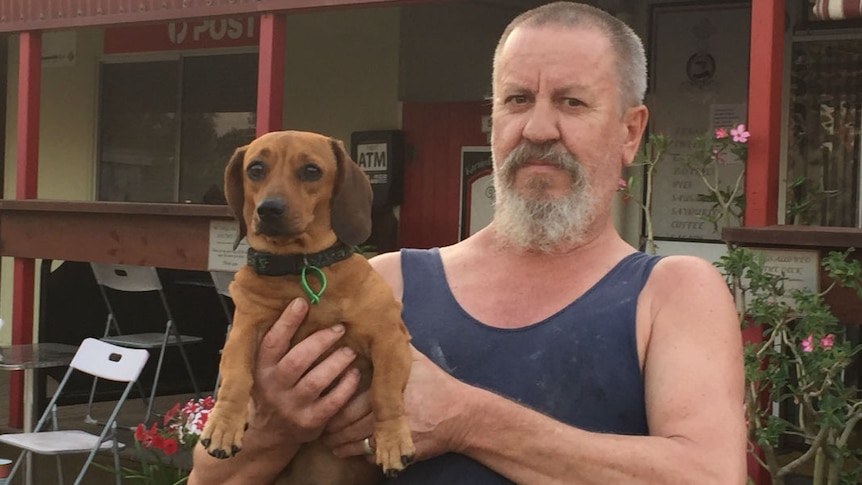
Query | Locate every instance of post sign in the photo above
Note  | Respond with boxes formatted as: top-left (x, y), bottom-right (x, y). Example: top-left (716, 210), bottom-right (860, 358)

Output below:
top-left (104, 17), bottom-right (259, 54)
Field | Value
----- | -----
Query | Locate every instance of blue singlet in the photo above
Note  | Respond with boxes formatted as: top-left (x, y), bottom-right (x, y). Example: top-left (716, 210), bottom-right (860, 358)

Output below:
top-left (386, 248), bottom-right (662, 484)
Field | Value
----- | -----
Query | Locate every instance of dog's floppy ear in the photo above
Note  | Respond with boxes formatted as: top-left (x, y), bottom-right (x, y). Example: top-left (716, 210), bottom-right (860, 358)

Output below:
top-left (224, 145), bottom-right (248, 249)
top-left (330, 139), bottom-right (372, 247)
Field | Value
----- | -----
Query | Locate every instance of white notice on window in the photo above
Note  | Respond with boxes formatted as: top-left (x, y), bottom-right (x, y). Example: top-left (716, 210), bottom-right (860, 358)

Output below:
top-left (208, 220), bottom-right (250, 271)
top-left (710, 103), bottom-right (746, 133)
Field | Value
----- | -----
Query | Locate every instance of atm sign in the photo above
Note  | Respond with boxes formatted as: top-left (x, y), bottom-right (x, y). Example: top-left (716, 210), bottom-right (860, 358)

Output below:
top-left (357, 143), bottom-right (388, 172)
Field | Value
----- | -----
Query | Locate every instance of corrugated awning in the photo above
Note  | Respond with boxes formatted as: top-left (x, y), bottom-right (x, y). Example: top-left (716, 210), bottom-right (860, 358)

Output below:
top-left (812, 0), bottom-right (862, 20)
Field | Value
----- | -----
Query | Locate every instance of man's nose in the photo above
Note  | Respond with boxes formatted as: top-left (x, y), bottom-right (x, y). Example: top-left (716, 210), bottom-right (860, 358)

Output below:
top-left (522, 101), bottom-right (561, 144)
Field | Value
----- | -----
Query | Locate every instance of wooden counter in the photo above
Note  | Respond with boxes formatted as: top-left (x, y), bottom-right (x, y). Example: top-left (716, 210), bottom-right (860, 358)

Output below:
top-left (0, 200), bottom-right (234, 271)
top-left (723, 225), bottom-right (862, 249)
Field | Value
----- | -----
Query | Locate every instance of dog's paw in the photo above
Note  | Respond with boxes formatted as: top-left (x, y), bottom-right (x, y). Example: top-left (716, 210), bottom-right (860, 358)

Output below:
top-left (199, 404), bottom-right (248, 459)
top-left (374, 416), bottom-right (415, 476)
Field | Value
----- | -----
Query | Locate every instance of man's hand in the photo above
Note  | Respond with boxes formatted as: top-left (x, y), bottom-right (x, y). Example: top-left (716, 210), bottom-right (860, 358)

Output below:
top-left (190, 298), bottom-right (362, 485)
top-left (250, 298), bottom-right (363, 444)
top-left (322, 346), bottom-right (470, 461)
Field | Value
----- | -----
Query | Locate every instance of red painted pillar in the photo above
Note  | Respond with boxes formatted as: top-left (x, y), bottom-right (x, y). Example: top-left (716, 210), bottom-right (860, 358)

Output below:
top-left (9, 31), bottom-right (42, 429)
top-left (745, 2), bottom-right (784, 482)
top-left (745, 0), bottom-right (783, 228)
top-left (256, 13), bottom-right (285, 137)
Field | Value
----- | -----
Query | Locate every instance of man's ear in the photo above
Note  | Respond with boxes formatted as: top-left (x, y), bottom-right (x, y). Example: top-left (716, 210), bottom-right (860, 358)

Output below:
top-left (621, 105), bottom-right (649, 167)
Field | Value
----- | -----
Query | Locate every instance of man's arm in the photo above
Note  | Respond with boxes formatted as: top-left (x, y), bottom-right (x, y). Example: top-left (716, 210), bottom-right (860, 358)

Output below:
top-left (360, 253), bottom-right (746, 485)
top-left (189, 299), bottom-right (362, 485)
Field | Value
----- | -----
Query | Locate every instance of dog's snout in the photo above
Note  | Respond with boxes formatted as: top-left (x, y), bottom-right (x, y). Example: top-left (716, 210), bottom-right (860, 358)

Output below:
top-left (256, 199), bottom-right (285, 220)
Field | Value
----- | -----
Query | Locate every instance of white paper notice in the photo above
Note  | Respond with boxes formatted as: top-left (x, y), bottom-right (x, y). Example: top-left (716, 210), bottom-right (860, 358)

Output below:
top-left (208, 220), bottom-right (250, 271)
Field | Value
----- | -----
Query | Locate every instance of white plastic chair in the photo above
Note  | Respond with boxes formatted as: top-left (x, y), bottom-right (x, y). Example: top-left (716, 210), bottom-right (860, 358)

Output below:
top-left (0, 338), bottom-right (149, 485)
top-left (89, 263), bottom-right (203, 423)
top-left (209, 270), bottom-right (234, 399)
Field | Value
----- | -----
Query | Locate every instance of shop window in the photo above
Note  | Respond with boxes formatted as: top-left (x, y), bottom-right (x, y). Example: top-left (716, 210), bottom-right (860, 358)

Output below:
top-left (786, 38), bottom-right (862, 226)
top-left (97, 53), bottom-right (257, 203)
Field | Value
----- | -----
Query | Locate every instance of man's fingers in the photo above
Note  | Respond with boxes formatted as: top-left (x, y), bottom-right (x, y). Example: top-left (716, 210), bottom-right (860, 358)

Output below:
top-left (294, 345), bottom-right (357, 397)
top-left (325, 390), bottom-right (372, 434)
top-left (313, 367), bottom-right (362, 425)
top-left (259, 298), bottom-right (308, 367)
top-left (322, 411), bottom-right (374, 448)
top-left (278, 324), bottom-right (347, 379)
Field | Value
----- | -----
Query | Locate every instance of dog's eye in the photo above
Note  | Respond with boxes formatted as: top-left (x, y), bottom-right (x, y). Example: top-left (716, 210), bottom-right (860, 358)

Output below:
top-left (246, 161), bottom-right (266, 181)
top-left (298, 164), bottom-right (323, 182)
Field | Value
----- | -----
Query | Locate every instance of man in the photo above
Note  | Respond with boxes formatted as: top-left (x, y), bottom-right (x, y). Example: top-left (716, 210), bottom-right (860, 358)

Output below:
top-left (190, 2), bottom-right (746, 484)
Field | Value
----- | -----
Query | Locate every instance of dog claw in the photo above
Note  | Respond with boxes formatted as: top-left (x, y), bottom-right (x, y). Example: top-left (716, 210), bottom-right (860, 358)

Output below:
top-left (200, 438), bottom-right (210, 448)
top-left (385, 469), bottom-right (399, 478)
top-left (231, 445), bottom-right (241, 455)
top-left (402, 454), bottom-right (414, 466)
top-left (208, 448), bottom-right (228, 459)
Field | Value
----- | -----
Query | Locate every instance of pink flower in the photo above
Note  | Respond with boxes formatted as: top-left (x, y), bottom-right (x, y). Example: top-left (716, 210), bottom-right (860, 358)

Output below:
top-left (617, 178), bottom-right (628, 191)
top-left (730, 124), bottom-right (750, 143)
top-left (820, 334), bottom-right (835, 350)
top-left (801, 334), bottom-right (815, 353)
top-left (715, 127), bottom-right (729, 139)
top-left (711, 147), bottom-right (726, 165)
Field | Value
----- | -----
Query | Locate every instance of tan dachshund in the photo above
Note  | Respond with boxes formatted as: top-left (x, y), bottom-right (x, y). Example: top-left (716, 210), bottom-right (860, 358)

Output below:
top-left (200, 130), bottom-right (414, 484)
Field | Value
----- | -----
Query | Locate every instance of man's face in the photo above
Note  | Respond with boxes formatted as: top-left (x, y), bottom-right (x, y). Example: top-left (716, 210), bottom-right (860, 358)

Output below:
top-left (490, 25), bottom-right (646, 251)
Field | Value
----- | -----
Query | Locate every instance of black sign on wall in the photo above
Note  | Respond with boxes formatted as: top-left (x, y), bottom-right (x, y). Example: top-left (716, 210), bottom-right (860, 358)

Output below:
top-left (351, 130), bottom-right (404, 207)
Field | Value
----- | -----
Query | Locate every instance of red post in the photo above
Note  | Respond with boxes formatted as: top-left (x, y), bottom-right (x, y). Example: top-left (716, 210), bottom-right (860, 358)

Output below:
top-left (745, 0), bottom-right (784, 228)
top-left (9, 31), bottom-right (42, 429)
top-left (745, 3), bottom-right (784, 481)
top-left (256, 13), bottom-right (286, 137)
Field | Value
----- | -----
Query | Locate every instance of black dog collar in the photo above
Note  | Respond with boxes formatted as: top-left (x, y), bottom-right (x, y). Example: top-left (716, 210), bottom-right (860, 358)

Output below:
top-left (247, 242), bottom-right (356, 276)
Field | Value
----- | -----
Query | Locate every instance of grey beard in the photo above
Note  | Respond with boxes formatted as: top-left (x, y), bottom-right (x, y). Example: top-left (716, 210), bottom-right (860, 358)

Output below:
top-left (493, 143), bottom-right (597, 253)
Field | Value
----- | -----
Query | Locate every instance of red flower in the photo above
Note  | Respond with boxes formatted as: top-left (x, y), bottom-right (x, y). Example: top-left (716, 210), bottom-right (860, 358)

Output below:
top-left (135, 423), bottom-right (147, 443)
top-left (164, 403), bottom-right (181, 426)
top-left (151, 433), bottom-right (165, 450)
top-left (161, 438), bottom-right (179, 456)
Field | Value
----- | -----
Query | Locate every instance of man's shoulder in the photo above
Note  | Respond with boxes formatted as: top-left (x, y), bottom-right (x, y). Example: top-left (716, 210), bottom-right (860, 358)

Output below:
top-left (651, 254), bottom-right (723, 281)
top-left (645, 254), bottom-right (735, 321)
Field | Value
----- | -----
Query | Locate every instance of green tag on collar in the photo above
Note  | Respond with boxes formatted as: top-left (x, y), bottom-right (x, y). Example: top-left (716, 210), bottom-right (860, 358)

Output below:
top-left (300, 265), bottom-right (327, 304)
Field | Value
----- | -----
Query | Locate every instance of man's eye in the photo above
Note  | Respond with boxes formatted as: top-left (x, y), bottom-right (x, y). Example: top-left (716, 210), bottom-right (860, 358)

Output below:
top-left (565, 98), bottom-right (584, 107)
top-left (506, 95), bottom-right (529, 104)
top-left (246, 161), bottom-right (266, 181)
top-left (298, 164), bottom-right (323, 182)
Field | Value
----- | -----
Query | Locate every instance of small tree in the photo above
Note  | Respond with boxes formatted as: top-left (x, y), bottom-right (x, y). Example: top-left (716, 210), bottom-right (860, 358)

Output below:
top-left (718, 248), bottom-right (862, 485)
top-left (617, 132), bottom-right (671, 255)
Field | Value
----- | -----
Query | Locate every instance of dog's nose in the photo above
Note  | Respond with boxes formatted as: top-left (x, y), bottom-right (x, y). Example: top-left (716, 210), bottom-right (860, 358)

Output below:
top-left (257, 199), bottom-right (285, 220)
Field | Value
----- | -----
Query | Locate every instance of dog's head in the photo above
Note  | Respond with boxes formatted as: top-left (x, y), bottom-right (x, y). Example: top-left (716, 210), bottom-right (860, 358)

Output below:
top-left (224, 130), bottom-right (372, 253)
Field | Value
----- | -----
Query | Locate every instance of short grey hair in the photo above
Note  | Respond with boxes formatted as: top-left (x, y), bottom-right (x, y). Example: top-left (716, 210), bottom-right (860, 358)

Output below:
top-left (492, 1), bottom-right (647, 111)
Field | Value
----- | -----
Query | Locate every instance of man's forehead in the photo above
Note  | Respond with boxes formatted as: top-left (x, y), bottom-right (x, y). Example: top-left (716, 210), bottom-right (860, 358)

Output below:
top-left (493, 25), bottom-right (614, 86)
top-left (500, 24), bottom-right (610, 55)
